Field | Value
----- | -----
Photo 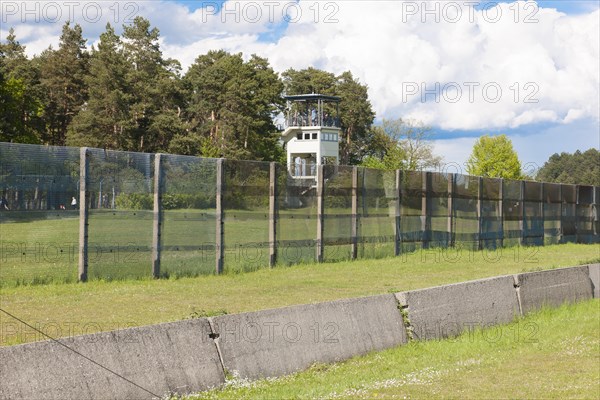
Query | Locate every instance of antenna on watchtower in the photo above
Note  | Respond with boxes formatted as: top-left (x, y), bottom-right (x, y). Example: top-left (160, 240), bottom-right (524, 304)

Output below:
top-left (280, 94), bottom-right (341, 179)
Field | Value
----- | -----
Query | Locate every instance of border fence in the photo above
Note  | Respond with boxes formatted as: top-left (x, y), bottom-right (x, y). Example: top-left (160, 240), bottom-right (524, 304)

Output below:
top-left (0, 142), bottom-right (598, 285)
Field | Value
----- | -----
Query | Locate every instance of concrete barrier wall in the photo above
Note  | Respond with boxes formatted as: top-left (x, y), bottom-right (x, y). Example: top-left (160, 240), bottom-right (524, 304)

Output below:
top-left (589, 263), bottom-right (600, 298)
top-left (395, 276), bottom-right (520, 340)
top-left (516, 266), bottom-right (594, 314)
top-left (210, 294), bottom-right (406, 380)
top-left (0, 319), bottom-right (224, 400)
top-left (2, 265), bottom-right (597, 399)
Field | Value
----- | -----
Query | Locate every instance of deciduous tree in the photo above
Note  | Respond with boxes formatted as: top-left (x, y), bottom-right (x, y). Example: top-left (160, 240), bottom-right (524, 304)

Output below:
top-left (360, 118), bottom-right (441, 171)
top-left (0, 28), bottom-right (44, 143)
top-left (466, 134), bottom-right (522, 179)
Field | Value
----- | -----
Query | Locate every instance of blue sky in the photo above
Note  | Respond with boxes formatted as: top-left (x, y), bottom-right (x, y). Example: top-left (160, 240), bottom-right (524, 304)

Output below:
top-left (1, 0), bottom-right (598, 170)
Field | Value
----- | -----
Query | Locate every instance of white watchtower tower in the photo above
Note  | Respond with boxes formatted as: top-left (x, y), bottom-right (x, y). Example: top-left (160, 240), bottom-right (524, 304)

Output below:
top-left (281, 94), bottom-right (342, 178)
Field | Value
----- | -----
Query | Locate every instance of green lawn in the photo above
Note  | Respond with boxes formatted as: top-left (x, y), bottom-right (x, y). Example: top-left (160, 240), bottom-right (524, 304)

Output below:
top-left (0, 207), bottom-right (575, 286)
top-left (186, 299), bottom-right (600, 399)
top-left (2, 207), bottom-right (404, 284)
top-left (0, 243), bottom-right (597, 346)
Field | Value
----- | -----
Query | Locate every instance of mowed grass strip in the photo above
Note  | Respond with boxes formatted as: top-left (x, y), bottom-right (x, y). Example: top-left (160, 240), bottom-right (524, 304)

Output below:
top-left (0, 243), bottom-right (598, 346)
top-left (185, 299), bottom-right (600, 400)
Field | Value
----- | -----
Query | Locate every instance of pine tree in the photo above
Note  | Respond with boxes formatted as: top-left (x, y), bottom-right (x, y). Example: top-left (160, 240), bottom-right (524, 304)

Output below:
top-left (67, 24), bottom-right (132, 149)
top-left (336, 71), bottom-right (376, 165)
top-left (122, 17), bottom-right (184, 152)
top-left (39, 22), bottom-right (89, 145)
top-left (536, 149), bottom-right (599, 186)
top-left (180, 50), bottom-right (284, 161)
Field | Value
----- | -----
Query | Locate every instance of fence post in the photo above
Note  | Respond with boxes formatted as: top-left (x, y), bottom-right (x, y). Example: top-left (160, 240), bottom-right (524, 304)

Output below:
top-left (395, 169), bottom-right (402, 256)
top-left (447, 173), bottom-right (454, 248)
top-left (519, 180), bottom-right (526, 246)
top-left (351, 166), bottom-right (358, 260)
top-left (151, 153), bottom-right (162, 278)
top-left (269, 162), bottom-right (277, 267)
top-left (216, 158), bottom-right (224, 274)
top-left (421, 171), bottom-right (431, 249)
top-left (499, 179), bottom-right (504, 248)
top-left (477, 176), bottom-right (483, 250)
top-left (316, 165), bottom-right (324, 263)
top-left (78, 147), bottom-right (89, 282)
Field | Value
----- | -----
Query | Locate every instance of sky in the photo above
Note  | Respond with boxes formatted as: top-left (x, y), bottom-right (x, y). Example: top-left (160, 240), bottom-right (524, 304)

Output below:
top-left (1, 0), bottom-right (599, 173)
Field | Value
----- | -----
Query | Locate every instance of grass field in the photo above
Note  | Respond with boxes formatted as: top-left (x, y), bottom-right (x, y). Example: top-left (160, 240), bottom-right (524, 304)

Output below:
top-left (0, 243), bottom-right (597, 346)
top-left (0, 206), bottom-right (572, 286)
top-left (185, 299), bottom-right (600, 399)
top-left (1, 207), bottom-right (409, 285)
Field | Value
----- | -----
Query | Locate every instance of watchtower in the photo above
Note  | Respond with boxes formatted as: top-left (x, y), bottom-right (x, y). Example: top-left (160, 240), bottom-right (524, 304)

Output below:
top-left (281, 94), bottom-right (341, 178)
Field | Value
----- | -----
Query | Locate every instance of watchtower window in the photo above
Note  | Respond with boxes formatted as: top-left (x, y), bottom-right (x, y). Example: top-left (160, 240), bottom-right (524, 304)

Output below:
top-left (304, 133), bottom-right (311, 140)
top-left (296, 133), bottom-right (302, 140)
top-left (312, 133), bottom-right (318, 140)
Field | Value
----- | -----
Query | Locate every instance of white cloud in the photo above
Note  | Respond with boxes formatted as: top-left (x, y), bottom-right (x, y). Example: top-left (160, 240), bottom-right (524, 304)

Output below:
top-left (157, 1), bottom-right (598, 132)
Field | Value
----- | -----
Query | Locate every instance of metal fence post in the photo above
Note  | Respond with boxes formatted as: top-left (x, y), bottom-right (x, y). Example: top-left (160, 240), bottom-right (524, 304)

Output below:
top-left (152, 153), bottom-right (162, 278)
top-left (351, 166), bottom-right (358, 260)
top-left (216, 158), bottom-right (224, 274)
top-left (395, 169), bottom-right (402, 256)
top-left (316, 165), bottom-right (324, 263)
top-left (78, 147), bottom-right (89, 282)
top-left (269, 162), bottom-right (277, 267)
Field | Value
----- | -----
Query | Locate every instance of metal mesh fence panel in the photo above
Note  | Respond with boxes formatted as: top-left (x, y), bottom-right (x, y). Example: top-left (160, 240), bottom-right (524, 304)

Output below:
top-left (576, 185), bottom-right (594, 243)
top-left (222, 160), bottom-right (270, 273)
top-left (323, 165), bottom-right (353, 262)
top-left (430, 172), bottom-right (449, 247)
top-left (595, 187), bottom-right (599, 241)
top-left (543, 183), bottom-right (561, 245)
top-left (454, 174), bottom-right (479, 250)
top-left (358, 168), bottom-right (396, 259)
top-left (523, 181), bottom-right (543, 246)
top-left (277, 167), bottom-right (317, 265)
top-left (0, 143), bottom-right (80, 286)
top-left (399, 171), bottom-right (423, 253)
top-left (2, 142), bottom-right (599, 285)
top-left (481, 177), bottom-right (502, 249)
top-left (160, 154), bottom-right (217, 277)
top-left (502, 179), bottom-right (522, 247)
top-left (86, 149), bottom-right (154, 280)
top-left (561, 184), bottom-right (577, 243)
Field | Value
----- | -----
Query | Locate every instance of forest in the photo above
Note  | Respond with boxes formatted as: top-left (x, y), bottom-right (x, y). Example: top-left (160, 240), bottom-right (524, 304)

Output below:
top-left (0, 17), bottom-right (378, 165)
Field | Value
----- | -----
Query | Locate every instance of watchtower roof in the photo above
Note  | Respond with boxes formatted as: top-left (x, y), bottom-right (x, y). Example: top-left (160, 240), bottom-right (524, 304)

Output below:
top-left (284, 94), bottom-right (341, 102)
